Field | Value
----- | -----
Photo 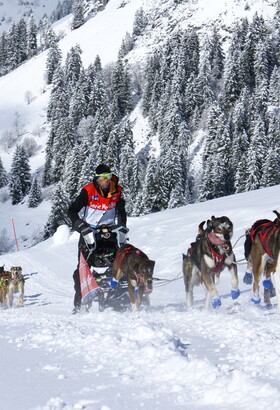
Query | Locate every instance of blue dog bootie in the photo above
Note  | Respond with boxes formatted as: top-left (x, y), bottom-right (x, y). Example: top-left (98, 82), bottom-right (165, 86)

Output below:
top-left (262, 277), bottom-right (272, 290)
top-left (250, 294), bottom-right (261, 304)
top-left (231, 287), bottom-right (240, 300)
top-left (211, 296), bottom-right (221, 309)
top-left (110, 276), bottom-right (118, 289)
top-left (243, 271), bottom-right (253, 285)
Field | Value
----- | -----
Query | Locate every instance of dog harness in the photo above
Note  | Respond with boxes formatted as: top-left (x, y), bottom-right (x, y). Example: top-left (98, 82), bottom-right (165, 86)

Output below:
top-left (251, 221), bottom-right (280, 259)
top-left (115, 245), bottom-right (148, 286)
top-left (207, 233), bottom-right (230, 273)
top-left (207, 243), bottom-right (226, 273)
top-left (115, 245), bottom-right (142, 269)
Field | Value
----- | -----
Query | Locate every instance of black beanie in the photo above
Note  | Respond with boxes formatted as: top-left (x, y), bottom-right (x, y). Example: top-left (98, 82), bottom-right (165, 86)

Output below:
top-left (95, 164), bottom-right (111, 175)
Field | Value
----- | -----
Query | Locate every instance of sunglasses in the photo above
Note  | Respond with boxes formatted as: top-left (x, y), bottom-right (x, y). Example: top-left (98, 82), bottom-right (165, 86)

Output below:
top-left (95, 173), bottom-right (112, 180)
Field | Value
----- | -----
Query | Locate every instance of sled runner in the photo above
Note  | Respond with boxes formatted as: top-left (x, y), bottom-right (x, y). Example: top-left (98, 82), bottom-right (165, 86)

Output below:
top-left (80, 225), bottom-right (149, 312)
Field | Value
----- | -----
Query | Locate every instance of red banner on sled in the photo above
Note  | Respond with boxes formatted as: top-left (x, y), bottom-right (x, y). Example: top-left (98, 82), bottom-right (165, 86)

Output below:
top-left (79, 251), bottom-right (100, 304)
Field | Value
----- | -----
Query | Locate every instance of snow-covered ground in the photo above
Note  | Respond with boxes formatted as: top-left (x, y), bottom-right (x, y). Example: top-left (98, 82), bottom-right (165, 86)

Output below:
top-left (1, 184), bottom-right (280, 410)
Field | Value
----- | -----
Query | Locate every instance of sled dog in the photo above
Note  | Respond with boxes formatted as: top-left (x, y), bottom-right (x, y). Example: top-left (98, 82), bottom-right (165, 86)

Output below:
top-left (111, 244), bottom-right (155, 311)
top-left (7, 266), bottom-right (25, 308)
top-left (183, 216), bottom-right (239, 309)
top-left (249, 210), bottom-right (280, 309)
top-left (0, 267), bottom-right (10, 306)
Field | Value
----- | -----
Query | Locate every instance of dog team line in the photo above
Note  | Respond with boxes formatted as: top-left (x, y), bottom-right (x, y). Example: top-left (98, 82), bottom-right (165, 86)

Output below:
top-left (1, 210), bottom-right (280, 311)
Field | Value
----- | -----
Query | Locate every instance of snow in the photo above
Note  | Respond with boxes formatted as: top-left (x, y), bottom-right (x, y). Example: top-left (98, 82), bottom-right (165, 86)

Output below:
top-left (1, 185), bottom-right (280, 409)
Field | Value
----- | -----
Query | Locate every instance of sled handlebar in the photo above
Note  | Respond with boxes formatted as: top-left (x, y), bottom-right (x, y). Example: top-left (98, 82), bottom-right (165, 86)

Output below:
top-left (82, 224), bottom-right (129, 250)
top-left (87, 225), bottom-right (129, 234)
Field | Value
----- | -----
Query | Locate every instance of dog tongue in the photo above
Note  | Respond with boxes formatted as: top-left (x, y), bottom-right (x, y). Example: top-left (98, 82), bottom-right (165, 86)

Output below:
top-left (208, 232), bottom-right (226, 245)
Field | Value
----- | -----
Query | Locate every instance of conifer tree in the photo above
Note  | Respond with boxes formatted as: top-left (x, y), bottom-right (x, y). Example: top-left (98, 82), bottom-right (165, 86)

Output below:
top-left (64, 45), bottom-right (83, 90)
top-left (7, 22), bottom-right (20, 69)
top-left (40, 16), bottom-right (57, 50)
top-left (0, 157), bottom-right (8, 188)
top-left (142, 51), bottom-right (161, 116)
top-left (0, 32), bottom-right (7, 75)
top-left (119, 32), bottom-right (134, 58)
top-left (42, 136), bottom-right (54, 187)
top-left (9, 146), bottom-right (31, 204)
top-left (52, 117), bottom-right (76, 182)
top-left (44, 182), bottom-right (71, 238)
top-left (77, 147), bottom-right (96, 189)
top-left (18, 19), bottom-right (27, 64)
top-left (47, 66), bottom-right (68, 123)
top-left (245, 144), bottom-right (261, 191)
top-left (209, 27), bottom-right (224, 80)
top-left (132, 8), bottom-right (148, 37)
top-left (106, 123), bottom-right (122, 170)
top-left (69, 82), bottom-right (87, 126)
top-left (71, 0), bottom-right (85, 30)
top-left (45, 41), bottom-right (62, 84)
top-left (268, 66), bottom-right (280, 107)
top-left (142, 156), bottom-right (161, 214)
top-left (110, 56), bottom-right (132, 121)
top-left (27, 15), bottom-right (37, 56)
top-left (28, 177), bottom-right (42, 208)
top-left (63, 144), bottom-right (83, 198)
top-left (222, 47), bottom-right (241, 111)
top-left (234, 153), bottom-right (248, 193)
top-left (261, 147), bottom-right (280, 187)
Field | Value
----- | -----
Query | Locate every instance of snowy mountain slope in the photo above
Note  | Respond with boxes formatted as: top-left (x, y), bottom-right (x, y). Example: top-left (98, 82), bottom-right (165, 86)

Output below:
top-left (1, 185), bottom-right (280, 410)
top-left (0, 0), bottom-right (278, 171)
top-left (0, 0), bottom-right (60, 34)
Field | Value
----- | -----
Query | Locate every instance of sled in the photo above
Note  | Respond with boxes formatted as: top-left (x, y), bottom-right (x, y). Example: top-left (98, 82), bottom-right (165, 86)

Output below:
top-left (81, 225), bottom-right (149, 312)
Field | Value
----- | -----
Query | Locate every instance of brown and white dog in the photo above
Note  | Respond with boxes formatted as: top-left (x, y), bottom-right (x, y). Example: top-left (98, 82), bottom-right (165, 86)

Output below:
top-left (111, 244), bottom-right (155, 311)
top-left (249, 210), bottom-right (280, 309)
top-left (183, 216), bottom-right (239, 309)
top-left (0, 266), bottom-right (10, 306)
top-left (7, 266), bottom-right (25, 308)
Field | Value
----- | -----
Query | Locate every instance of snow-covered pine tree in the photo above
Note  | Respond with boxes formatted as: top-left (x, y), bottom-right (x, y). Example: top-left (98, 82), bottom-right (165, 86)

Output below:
top-left (142, 156), bottom-right (161, 214)
top-left (76, 141), bottom-right (95, 189)
top-left (63, 144), bottom-right (84, 198)
top-left (71, 0), bottom-right (85, 30)
top-left (44, 182), bottom-right (71, 238)
top-left (39, 16), bottom-right (57, 50)
top-left (268, 66), bottom-right (280, 107)
top-left (0, 157), bottom-right (8, 188)
top-left (64, 45), bottom-right (83, 91)
top-left (18, 19), bottom-right (27, 64)
top-left (69, 78), bottom-right (87, 127)
top-left (9, 145), bottom-right (31, 205)
top-left (45, 41), bottom-right (62, 84)
top-left (261, 147), bottom-right (280, 187)
top-left (132, 7), bottom-right (148, 37)
top-left (245, 144), bottom-right (261, 191)
top-left (110, 56), bottom-right (132, 121)
top-left (27, 15), bottom-right (37, 56)
top-left (52, 117), bottom-right (76, 182)
top-left (209, 27), bottom-right (224, 80)
top-left (6, 22), bottom-right (20, 70)
top-left (0, 32), bottom-right (7, 75)
top-left (28, 177), bottom-right (42, 208)
top-left (47, 66), bottom-right (69, 123)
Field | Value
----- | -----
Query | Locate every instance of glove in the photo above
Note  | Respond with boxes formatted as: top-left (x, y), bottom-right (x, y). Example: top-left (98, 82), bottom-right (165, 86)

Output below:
top-left (73, 219), bottom-right (92, 235)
